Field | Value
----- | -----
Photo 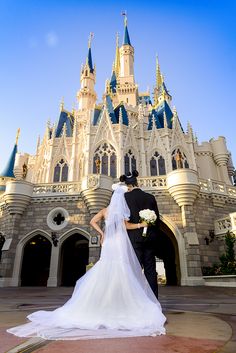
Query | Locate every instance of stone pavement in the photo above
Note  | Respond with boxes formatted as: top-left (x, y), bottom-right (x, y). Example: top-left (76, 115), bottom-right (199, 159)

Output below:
top-left (0, 286), bottom-right (235, 353)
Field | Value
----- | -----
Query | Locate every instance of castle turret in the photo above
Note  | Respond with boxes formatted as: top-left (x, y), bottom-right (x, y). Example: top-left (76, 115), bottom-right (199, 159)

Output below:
top-left (77, 33), bottom-right (97, 111)
top-left (119, 16), bottom-right (134, 79)
top-left (117, 16), bottom-right (138, 106)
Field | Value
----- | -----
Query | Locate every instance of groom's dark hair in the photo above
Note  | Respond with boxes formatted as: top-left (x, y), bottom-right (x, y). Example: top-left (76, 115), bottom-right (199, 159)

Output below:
top-left (119, 170), bottom-right (139, 187)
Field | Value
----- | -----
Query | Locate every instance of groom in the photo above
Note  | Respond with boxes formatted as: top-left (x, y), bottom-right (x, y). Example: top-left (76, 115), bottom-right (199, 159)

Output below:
top-left (121, 170), bottom-right (160, 299)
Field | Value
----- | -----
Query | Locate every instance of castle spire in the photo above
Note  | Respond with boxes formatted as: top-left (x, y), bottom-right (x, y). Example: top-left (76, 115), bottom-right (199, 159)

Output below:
top-left (156, 55), bottom-right (162, 90)
top-left (122, 13), bottom-right (131, 46)
top-left (86, 32), bottom-right (94, 73)
top-left (77, 33), bottom-right (97, 110)
top-left (114, 32), bottom-right (120, 76)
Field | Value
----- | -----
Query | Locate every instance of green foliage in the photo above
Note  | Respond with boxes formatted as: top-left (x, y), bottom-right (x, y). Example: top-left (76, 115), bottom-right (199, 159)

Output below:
top-left (202, 231), bottom-right (236, 276)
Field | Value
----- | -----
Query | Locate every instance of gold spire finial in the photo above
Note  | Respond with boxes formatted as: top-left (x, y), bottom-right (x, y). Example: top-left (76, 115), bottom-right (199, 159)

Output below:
top-left (114, 32), bottom-right (120, 76)
top-left (88, 32), bottom-right (94, 48)
top-left (156, 55), bottom-right (162, 89)
top-left (15, 128), bottom-right (20, 144)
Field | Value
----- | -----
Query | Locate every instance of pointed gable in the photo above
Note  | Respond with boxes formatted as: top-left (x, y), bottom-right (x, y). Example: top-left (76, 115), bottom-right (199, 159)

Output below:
top-left (148, 101), bottom-right (173, 130)
top-left (55, 111), bottom-right (74, 137)
top-left (110, 70), bottom-right (117, 93)
top-left (114, 104), bottom-right (129, 125)
top-left (105, 95), bottom-right (117, 124)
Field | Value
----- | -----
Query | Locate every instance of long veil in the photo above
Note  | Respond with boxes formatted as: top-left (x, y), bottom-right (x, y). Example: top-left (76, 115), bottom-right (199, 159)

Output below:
top-left (7, 183), bottom-right (166, 340)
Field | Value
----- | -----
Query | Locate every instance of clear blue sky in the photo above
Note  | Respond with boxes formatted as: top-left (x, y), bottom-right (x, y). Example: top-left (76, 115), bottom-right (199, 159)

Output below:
top-left (0, 0), bottom-right (235, 170)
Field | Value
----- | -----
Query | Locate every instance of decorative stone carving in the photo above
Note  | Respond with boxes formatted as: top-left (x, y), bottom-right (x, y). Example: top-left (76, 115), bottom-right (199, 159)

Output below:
top-left (47, 207), bottom-right (69, 231)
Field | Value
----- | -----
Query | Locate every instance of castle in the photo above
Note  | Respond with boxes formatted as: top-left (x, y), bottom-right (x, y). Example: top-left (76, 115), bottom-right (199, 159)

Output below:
top-left (0, 17), bottom-right (235, 287)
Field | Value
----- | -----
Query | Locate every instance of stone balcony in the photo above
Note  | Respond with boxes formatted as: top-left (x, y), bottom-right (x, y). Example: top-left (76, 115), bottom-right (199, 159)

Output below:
top-left (214, 212), bottom-right (236, 238)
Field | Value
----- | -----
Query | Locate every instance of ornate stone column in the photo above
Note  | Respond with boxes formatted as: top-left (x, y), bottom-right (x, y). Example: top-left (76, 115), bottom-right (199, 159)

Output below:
top-left (167, 169), bottom-right (204, 285)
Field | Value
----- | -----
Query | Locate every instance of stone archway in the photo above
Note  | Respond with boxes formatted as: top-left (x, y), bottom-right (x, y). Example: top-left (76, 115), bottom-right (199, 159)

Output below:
top-left (154, 221), bottom-right (180, 285)
top-left (155, 215), bottom-right (188, 286)
top-left (21, 234), bottom-right (52, 286)
top-left (11, 230), bottom-right (52, 287)
top-left (59, 233), bottom-right (89, 286)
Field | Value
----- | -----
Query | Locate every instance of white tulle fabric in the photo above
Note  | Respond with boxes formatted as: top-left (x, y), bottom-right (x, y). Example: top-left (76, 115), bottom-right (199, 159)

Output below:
top-left (7, 183), bottom-right (166, 340)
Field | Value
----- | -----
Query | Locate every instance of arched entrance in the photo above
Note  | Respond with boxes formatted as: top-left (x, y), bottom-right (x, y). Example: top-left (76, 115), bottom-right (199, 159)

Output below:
top-left (60, 233), bottom-right (89, 286)
top-left (21, 235), bottom-right (52, 286)
top-left (154, 221), bottom-right (180, 285)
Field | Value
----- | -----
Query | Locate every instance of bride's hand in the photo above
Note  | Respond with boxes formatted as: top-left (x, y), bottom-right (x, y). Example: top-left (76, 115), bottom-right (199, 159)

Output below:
top-left (140, 221), bottom-right (148, 227)
top-left (100, 233), bottom-right (104, 245)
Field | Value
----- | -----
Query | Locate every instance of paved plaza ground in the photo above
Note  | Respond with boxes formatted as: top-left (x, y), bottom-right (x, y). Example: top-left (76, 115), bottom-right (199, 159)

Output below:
top-left (0, 286), bottom-right (236, 353)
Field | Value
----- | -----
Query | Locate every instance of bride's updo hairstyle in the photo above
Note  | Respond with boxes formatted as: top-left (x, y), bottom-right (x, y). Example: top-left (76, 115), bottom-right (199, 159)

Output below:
top-left (119, 170), bottom-right (139, 187)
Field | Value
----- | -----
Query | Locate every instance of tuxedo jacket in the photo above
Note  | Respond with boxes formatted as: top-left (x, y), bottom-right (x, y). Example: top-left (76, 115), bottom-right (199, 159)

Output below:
top-left (124, 188), bottom-right (160, 248)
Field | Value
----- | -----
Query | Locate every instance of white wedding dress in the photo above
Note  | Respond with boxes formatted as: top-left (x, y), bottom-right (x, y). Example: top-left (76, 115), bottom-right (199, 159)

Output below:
top-left (7, 184), bottom-right (166, 340)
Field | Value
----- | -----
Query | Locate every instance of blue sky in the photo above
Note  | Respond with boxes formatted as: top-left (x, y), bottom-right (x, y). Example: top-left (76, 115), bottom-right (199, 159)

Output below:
top-left (0, 0), bottom-right (235, 170)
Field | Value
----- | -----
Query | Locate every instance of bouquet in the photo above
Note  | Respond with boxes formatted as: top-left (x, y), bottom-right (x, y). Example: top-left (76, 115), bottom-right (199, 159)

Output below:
top-left (139, 209), bottom-right (157, 237)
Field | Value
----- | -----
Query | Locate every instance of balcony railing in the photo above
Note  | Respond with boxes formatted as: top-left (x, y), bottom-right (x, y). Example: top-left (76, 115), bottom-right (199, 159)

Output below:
top-left (33, 182), bottom-right (81, 196)
top-left (199, 179), bottom-right (236, 198)
top-left (214, 212), bottom-right (236, 237)
top-left (31, 176), bottom-right (235, 198)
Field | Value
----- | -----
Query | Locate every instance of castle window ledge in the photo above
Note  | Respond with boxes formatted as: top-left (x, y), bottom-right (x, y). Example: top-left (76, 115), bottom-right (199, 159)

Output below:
top-left (33, 182), bottom-right (81, 195)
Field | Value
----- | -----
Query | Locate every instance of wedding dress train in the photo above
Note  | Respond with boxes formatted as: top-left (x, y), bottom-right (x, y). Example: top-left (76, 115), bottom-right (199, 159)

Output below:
top-left (7, 185), bottom-right (166, 340)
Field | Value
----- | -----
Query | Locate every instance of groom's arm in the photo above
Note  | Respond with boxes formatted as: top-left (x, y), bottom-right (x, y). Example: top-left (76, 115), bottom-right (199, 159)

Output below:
top-left (151, 195), bottom-right (160, 229)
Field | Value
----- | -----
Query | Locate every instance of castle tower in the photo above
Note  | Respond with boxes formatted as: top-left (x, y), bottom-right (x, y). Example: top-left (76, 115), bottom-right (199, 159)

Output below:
top-left (77, 33), bottom-right (97, 111)
top-left (117, 15), bottom-right (138, 106)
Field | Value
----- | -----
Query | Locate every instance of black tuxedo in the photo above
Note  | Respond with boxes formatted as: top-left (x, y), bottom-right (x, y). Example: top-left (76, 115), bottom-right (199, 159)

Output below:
top-left (125, 188), bottom-right (160, 298)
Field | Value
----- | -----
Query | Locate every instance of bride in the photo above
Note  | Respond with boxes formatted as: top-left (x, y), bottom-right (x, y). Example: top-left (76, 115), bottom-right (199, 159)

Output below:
top-left (7, 183), bottom-right (166, 340)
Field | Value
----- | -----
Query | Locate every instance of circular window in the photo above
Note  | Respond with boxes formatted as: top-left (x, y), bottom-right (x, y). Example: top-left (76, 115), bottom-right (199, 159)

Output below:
top-left (47, 207), bottom-right (69, 231)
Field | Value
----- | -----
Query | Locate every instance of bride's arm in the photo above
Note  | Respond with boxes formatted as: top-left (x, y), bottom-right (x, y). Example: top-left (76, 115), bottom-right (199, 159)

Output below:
top-left (125, 220), bottom-right (147, 230)
top-left (90, 209), bottom-right (106, 244)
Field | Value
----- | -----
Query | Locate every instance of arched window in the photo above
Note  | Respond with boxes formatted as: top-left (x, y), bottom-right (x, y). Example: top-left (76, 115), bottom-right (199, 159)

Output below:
top-left (124, 149), bottom-right (137, 174)
top-left (110, 153), bottom-right (117, 178)
top-left (171, 149), bottom-right (189, 170)
top-left (53, 159), bottom-right (68, 182)
top-left (93, 143), bottom-right (117, 177)
top-left (150, 151), bottom-right (166, 176)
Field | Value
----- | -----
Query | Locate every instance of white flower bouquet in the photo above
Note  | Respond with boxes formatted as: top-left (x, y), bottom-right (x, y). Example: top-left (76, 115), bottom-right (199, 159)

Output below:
top-left (139, 209), bottom-right (157, 237)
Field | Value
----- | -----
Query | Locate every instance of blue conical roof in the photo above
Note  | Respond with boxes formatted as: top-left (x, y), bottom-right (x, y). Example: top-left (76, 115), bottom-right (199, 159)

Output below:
top-left (110, 70), bottom-right (117, 93)
top-left (87, 47), bottom-right (94, 73)
top-left (0, 144), bottom-right (17, 178)
top-left (123, 24), bottom-right (131, 45)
